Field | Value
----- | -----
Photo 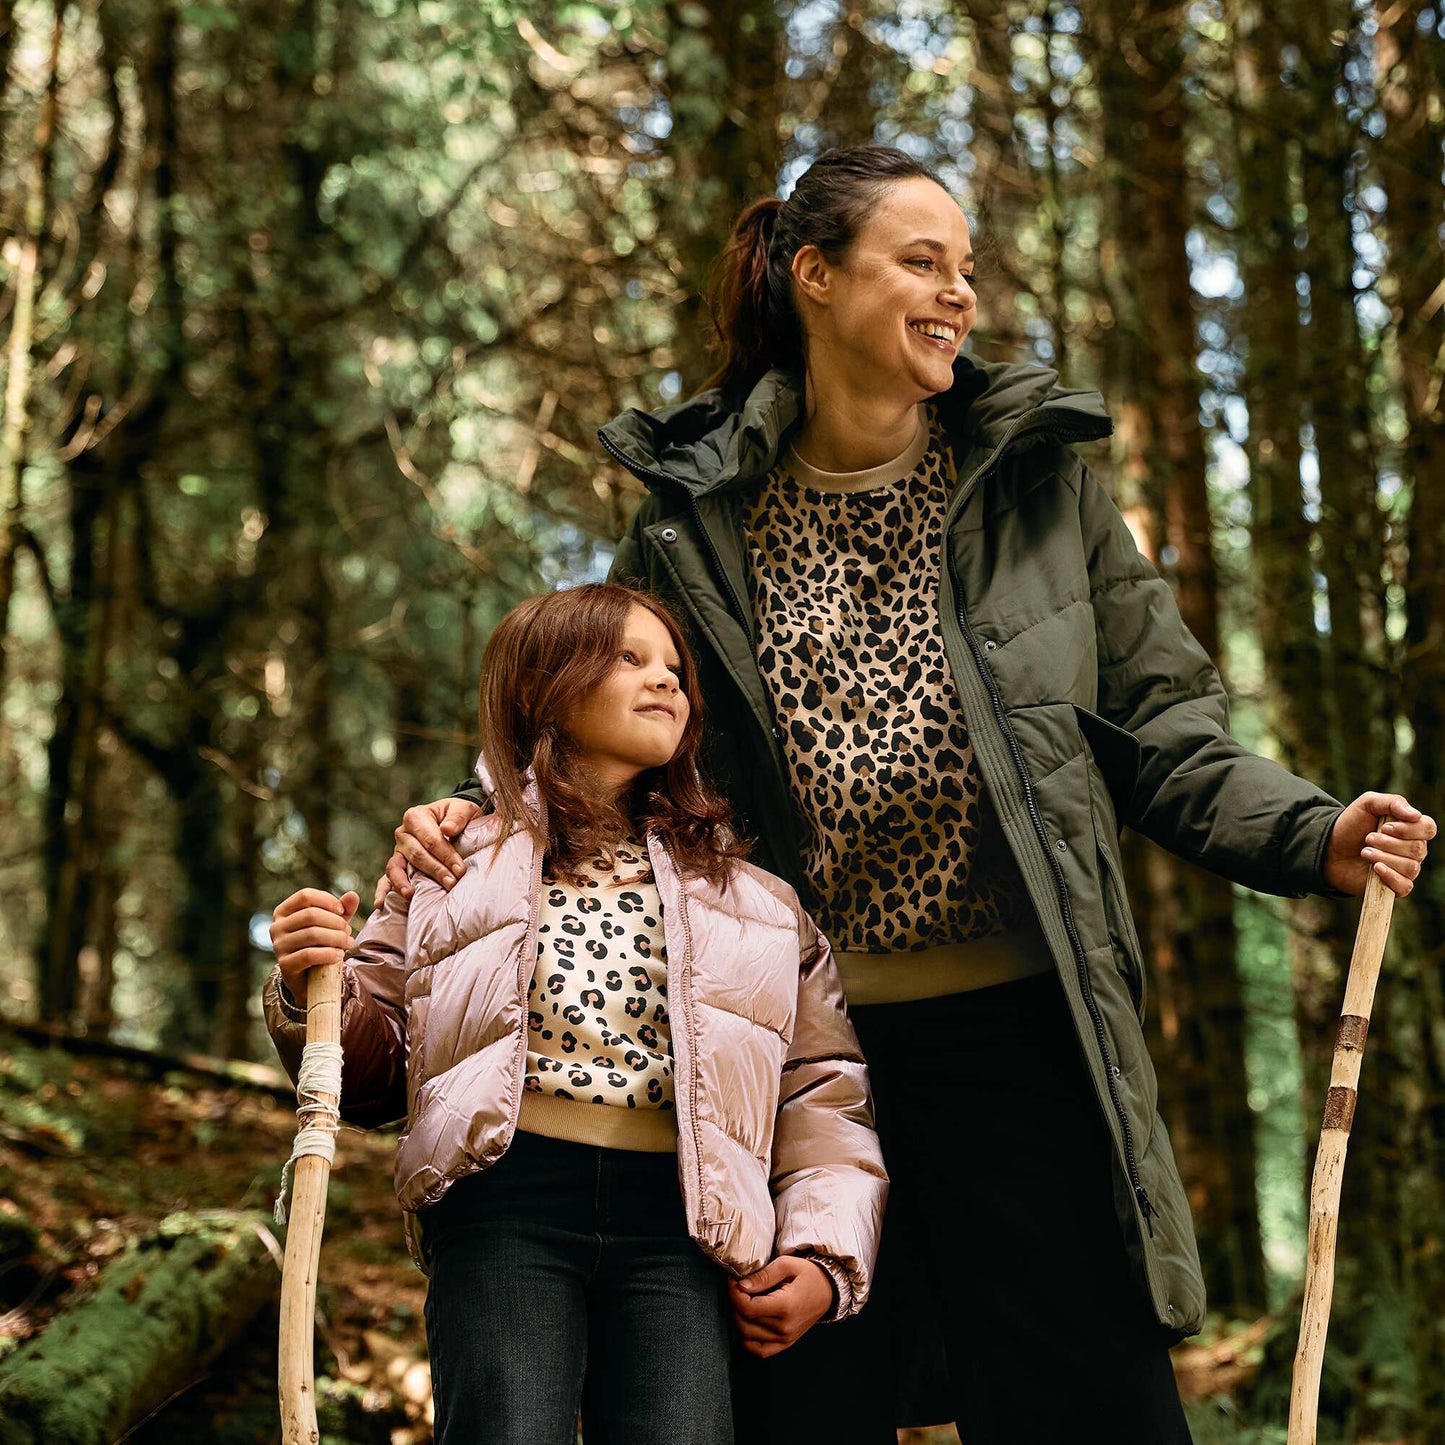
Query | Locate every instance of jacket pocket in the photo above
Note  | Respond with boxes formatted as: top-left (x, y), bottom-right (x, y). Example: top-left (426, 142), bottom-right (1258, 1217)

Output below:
top-left (1073, 704), bottom-right (1142, 823)
top-left (1097, 838), bottom-right (1147, 1021)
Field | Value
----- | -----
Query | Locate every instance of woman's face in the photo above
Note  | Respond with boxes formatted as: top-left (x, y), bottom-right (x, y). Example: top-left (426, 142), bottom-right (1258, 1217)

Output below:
top-left (566, 604), bottom-right (690, 797)
top-left (794, 176), bottom-right (976, 402)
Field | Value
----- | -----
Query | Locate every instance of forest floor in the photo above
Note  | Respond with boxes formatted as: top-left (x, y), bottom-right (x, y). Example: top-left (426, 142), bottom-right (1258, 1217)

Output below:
top-left (0, 1029), bottom-right (1282, 1444)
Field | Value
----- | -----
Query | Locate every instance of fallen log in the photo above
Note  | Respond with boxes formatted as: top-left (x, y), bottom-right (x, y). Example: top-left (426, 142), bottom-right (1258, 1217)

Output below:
top-left (0, 1210), bottom-right (281, 1445)
top-left (1, 1023), bottom-right (294, 1099)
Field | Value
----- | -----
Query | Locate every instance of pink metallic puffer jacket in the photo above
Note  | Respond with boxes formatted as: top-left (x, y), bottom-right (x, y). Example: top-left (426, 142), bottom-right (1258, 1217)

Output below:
top-left (264, 810), bottom-right (887, 1317)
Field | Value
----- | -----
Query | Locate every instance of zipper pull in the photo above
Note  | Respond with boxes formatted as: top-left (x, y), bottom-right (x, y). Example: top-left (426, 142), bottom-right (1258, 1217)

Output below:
top-left (1135, 1186), bottom-right (1157, 1238)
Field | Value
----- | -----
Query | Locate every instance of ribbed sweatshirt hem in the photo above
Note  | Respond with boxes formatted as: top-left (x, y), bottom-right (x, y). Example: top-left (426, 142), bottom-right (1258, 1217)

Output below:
top-left (835, 917), bottom-right (1055, 1006)
top-left (517, 1090), bottom-right (679, 1153)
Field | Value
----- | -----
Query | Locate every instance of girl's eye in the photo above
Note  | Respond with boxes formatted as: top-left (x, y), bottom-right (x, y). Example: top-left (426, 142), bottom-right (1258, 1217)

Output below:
top-left (620, 650), bottom-right (639, 664)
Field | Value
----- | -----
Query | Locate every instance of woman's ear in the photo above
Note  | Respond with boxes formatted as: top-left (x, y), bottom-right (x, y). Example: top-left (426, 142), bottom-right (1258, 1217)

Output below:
top-left (791, 244), bottom-right (832, 307)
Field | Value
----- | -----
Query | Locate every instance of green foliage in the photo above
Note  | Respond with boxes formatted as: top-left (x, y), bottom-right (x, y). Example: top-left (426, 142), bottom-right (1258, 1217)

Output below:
top-left (1184, 1397), bottom-right (1289, 1445)
top-left (0, 0), bottom-right (1441, 1429)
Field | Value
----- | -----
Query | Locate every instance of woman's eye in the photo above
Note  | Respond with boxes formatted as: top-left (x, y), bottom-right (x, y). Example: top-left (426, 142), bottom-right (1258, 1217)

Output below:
top-left (620, 650), bottom-right (638, 664)
top-left (908, 257), bottom-right (933, 269)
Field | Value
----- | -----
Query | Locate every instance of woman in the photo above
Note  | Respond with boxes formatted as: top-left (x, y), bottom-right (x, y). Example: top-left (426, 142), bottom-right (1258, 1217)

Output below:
top-left (380, 147), bottom-right (1434, 1442)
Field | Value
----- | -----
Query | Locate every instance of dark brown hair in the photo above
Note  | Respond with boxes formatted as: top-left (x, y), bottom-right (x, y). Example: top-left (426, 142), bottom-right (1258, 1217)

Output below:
top-left (705, 144), bottom-right (946, 396)
top-left (477, 583), bottom-right (748, 887)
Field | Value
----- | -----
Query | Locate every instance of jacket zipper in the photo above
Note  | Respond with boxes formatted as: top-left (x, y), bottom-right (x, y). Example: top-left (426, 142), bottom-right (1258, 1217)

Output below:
top-left (946, 415), bottom-right (1157, 1236)
top-left (957, 604), bottom-right (1156, 1235)
top-left (1098, 838), bottom-right (1147, 1018)
top-left (507, 815), bottom-right (549, 1141)
top-left (652, 836), bottom-right (711, 1230)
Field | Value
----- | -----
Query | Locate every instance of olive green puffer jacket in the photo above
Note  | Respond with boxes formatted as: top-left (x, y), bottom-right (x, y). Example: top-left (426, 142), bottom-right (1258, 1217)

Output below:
top-left (597, 354), bottom-right (1344, 1338)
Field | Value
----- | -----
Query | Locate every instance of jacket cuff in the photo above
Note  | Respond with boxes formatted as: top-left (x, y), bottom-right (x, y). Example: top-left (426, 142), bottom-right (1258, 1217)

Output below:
top-left (271, 969), bottom-right (308, 1025)
top-left (793, 1251), bottom-right (854, 1324)
top-left (1278, 800), bottom-right (1348, 899)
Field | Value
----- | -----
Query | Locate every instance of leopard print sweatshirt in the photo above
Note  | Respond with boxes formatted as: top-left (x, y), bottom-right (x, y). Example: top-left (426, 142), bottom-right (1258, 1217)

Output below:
top-left (519, 839), bottom-right (677, 1152)
top-left (743, 406), bottom-right (1051, 1004)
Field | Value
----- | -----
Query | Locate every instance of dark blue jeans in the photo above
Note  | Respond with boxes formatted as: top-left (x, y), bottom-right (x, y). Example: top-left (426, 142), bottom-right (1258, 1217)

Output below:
top-left (420, 1129), bottom-right (733, 1445)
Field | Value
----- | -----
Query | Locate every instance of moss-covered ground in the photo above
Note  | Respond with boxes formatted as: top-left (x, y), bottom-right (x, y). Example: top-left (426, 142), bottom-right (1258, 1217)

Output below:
top-left (2, 1029), bottom-right (1296, 1443)
top-left (0, 1031), bottom-right (428, 1443)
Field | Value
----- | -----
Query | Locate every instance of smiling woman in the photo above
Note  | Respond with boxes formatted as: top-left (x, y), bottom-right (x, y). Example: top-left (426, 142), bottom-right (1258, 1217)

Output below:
top-left (383, 144), bottom-right (1434, 1445)
top-left (786, 179), bottom-right (977, 456)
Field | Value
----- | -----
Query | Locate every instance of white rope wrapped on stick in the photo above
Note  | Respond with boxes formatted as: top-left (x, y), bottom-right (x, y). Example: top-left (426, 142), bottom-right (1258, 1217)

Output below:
top-left (274, 1042), bottom-right (343, 1225)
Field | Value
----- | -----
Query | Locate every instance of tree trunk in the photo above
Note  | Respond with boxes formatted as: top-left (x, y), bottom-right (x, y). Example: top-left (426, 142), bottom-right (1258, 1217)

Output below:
top-left (662, 0), bottom-right (783, 393)
top-left (0, 1213), bottom-right (280, 1445)
top-left (216, 774), bottom-right (260, 1059)
top-left (38, 452), bottom-right (120, 1024)
top-left (1094, 0), bottom-right (1266, 1314)
top-left (0, 5), bottom-right (61, 699)
top-left (1369, 5), bottom-right (1445, 1433)
top-left (1230, 0), bottom-right (1325, 778)
top-left (80, 838), bottom-right (120, 1035)
top-left (1294, 29), bottom-right (1391, 799)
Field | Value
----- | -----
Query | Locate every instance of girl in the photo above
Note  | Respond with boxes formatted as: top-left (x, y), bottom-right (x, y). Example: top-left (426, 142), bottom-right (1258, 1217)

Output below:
top-left (263, 582), bottom-right (886, 1445)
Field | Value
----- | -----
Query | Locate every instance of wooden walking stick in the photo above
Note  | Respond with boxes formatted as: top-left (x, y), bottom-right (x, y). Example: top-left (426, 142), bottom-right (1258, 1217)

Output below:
top-left (1287, 869), bottom-right (1395, 1445)
top-left (276, 961), bottom-right (344, 1445)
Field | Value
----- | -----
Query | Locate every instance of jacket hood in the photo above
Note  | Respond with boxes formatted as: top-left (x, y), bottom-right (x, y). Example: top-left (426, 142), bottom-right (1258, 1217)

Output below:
top-left (597, 354), bottom-right (1113, 498)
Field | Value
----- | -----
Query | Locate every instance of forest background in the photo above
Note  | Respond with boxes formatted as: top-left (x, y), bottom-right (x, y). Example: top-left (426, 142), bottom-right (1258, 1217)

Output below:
top-left (0, 0), bottom-right (1442, 1440)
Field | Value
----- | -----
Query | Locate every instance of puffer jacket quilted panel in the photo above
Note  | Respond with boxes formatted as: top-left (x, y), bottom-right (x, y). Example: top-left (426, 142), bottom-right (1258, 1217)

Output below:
top-left (263, 811), bottom-right (887, 1315)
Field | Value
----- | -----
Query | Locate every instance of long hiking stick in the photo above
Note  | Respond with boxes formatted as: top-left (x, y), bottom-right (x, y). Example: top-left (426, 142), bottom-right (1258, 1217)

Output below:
top-left (1287, 869), bottom-right (1395, 1445)
top-left (276, 962), bottom-right (344, 1445)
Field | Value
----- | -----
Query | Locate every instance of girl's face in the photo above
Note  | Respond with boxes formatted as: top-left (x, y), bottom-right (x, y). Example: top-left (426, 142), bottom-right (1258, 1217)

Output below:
top-left (794, 176), bottom-right (976, 402)
top-left (566, 604), bottom-right (690, 798)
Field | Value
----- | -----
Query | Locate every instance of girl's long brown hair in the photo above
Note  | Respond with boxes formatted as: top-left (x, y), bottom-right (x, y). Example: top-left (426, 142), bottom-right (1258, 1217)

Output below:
top-left (477, 583), bottom-right (749, 887)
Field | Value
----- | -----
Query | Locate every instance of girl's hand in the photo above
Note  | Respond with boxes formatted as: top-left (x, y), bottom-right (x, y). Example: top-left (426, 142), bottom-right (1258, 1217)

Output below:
top-left (373, 798), bottom-right (484, 909)
top-left (271, 888), bottom-right (359, 996)
top-left (729, 1256), bottom-right (835, 1358)
top-left (1324, 792), bottom-right (1437, 898)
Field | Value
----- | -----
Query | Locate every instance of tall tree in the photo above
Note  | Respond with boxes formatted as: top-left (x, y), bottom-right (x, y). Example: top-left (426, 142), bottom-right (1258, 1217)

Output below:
top-left (662, 0), bottom-right (783, 390)
top-left (1368, 3), bottom-right (1445, 1431)
top-left (0, 5), bottom-right (61, 699)
top-left (1094, 0), bottom-right (1266, 1312)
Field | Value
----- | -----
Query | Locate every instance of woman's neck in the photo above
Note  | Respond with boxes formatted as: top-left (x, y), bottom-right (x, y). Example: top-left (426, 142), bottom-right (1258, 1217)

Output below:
top-left (794, 379), bottom-right (925, 473)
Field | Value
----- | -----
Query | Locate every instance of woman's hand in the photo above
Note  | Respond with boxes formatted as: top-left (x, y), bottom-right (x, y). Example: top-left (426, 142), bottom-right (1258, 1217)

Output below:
top-left (372, 798), bottom-right (485, 909)
top-left (729, 1256), bottom-right (836, 1358)
top-left (271, 888), bottom-right (360, 996)
top-left (1323, 792), bottom-right (1437, 897)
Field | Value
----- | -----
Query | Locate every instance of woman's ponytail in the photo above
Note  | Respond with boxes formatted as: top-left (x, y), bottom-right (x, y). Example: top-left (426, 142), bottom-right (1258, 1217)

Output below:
top-left (704, 197), bottom-right (801, 396)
